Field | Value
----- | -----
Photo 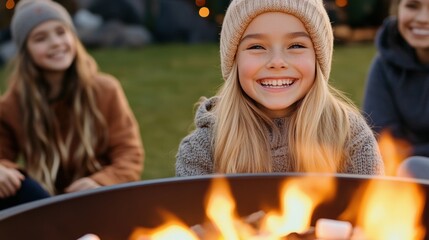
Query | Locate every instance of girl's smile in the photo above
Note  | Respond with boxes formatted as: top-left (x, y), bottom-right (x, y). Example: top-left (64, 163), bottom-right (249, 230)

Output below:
top-left (258, 77), bottom-right (296, 88)
top-left (236, 12), bottom-right (316, 118)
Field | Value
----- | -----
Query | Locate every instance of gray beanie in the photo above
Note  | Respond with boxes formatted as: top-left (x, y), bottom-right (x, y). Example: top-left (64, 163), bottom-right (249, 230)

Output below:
top-left (11, 0), bottom-right (75, 50)
top-left (220, 0), bottom-right (334, 82)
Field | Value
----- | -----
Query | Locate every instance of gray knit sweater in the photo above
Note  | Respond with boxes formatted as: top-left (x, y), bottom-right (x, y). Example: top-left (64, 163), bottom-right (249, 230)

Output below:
top-left (176, 97), bottom-right (384, 176)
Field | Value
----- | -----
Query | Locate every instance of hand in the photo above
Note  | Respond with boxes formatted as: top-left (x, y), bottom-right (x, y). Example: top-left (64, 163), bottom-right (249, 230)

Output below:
top-left (65, 177), bottom-right (101, 193)
top-left (0, 165), bottom-right (25, 198)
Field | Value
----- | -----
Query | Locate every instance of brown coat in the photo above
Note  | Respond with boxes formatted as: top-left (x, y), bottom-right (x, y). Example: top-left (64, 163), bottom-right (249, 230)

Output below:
top-left (0, 73), bottom-right (144, 193)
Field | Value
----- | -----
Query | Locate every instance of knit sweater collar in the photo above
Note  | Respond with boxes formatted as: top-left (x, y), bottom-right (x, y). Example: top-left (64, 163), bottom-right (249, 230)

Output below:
top-left (195, 97), bottom-right (289, 146)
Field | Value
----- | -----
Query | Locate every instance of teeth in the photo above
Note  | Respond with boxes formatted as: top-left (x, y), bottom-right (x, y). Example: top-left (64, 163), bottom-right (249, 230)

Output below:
top-left (50, 51), bottom-right (65, 59)
top-left (260, 79), bottom-right (295, 87)
top-left (412, 28), bottom-right (429, 36)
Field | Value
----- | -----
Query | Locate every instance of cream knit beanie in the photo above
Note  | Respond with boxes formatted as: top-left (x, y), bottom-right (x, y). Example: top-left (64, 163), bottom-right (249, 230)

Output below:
top-left (220, 0), bottom-right (333, 81)
top-left (11, 0), bottom-right (75, 50)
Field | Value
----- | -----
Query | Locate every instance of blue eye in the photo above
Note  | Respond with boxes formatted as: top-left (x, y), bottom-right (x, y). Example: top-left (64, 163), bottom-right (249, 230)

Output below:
top-left (289, 44), bottom-right (305, 49)
top-left (248, 45), bottom-right (265, 50)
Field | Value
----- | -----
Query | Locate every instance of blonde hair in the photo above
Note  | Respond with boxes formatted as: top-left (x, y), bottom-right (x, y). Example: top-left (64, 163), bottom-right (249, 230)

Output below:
top-left (213, 63), bottom-right (359, 173)
top-left (7, 32), bottom-right (107, 194)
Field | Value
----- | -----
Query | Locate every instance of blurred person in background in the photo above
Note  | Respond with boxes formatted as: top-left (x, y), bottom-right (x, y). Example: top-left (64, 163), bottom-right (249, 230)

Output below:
top-left (0, 0), bottom-right (78, 66)
top-left (0, 0), bottom-right (144, 210)
top-left (363, 0), bottom-right (429, 179)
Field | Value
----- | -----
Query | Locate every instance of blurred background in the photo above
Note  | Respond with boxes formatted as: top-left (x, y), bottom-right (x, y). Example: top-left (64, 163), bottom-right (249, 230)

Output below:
top-left (0, 0), bottom-right (391, 180)
top-left (0, 0), bottom-right (391, 63)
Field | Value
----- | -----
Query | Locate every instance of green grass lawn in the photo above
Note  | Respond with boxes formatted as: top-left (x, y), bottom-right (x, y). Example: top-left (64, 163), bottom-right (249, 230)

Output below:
top-left (0, 43), bottom-right (376, 180)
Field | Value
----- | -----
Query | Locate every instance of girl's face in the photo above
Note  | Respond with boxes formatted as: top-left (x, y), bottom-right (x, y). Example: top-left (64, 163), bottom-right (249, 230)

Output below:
top-left (236, 12), bottom-right (316, 118)
top-left (26, 20), bottom-right (76, 76)
top-left (398, 0), bottom-right (429, 51)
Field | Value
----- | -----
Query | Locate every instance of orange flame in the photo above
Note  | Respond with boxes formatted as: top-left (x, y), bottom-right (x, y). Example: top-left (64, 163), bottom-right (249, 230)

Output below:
top-left (355, 180), bottom-right (426, 240)
top-left (205, 177), bottom-right (241, 239)
top-left (378, 129), bottom-right (412, 176)
top-left (129, 210), bottom-right (199, 240)
top-left (129, 219), bottom-right (198, 240)
top-left (261, 176), bottom-right (336, 237)
top-left (129, 176), bottom-right (427, 240)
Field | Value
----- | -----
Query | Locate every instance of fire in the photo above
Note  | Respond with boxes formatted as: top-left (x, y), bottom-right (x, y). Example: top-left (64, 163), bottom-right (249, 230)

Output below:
top-left (261, 176), bottom-right (336, 237)
top-left (378, 129), bottom-right (411, 176)
top-left (205, 177), bottom-right (240, 240)
top-left (129, 175), bottom-right (427, 240)
top-left (129, 176), bottom-right (337, 239)
top-left (129, 217), bottom-right (198, 240)
top-left (355, 179), bottom-right (426, 240)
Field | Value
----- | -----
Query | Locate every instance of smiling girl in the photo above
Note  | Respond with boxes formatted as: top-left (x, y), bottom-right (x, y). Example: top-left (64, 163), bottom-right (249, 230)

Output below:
top-left (176, 0), bottom-right (384, 176)
top-left (0, 0), bottom-right (144, 209)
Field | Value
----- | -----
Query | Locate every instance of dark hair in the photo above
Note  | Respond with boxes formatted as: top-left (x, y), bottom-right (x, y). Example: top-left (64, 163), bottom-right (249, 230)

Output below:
top-left (390, 0), bottom-right (401, 16)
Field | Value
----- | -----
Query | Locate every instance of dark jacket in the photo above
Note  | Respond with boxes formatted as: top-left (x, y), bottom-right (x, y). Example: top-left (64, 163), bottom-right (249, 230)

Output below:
top-left (363, 17), bottom-right (429, 157)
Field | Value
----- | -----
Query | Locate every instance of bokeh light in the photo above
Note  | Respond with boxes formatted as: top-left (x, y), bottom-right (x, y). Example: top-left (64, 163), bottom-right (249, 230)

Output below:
top-left (195, 0), bottom-right (206, 7)
top-left (199, 7), bottom-right (210, 18)
top-left (335, 0), bottom-right (348, 8)
top-left (6, 0), bottom-right (15, 9)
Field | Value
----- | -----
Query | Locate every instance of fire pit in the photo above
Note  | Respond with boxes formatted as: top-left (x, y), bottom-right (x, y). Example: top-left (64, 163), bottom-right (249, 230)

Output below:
top-left (0, 173), bottom-right (428, 240)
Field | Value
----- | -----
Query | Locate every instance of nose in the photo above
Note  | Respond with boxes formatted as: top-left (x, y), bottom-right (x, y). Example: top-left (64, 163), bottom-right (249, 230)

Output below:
top-left (266, 50), bottom-right (288, 69)
top-left (48, 34), bottom-right (62, 46)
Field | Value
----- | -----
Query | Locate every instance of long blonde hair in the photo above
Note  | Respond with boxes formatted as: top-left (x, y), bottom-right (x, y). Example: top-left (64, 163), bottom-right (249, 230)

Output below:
top-left (7, 33), bottom-right (108, 194)
top-left (213, 62), bottom-right (358, 174)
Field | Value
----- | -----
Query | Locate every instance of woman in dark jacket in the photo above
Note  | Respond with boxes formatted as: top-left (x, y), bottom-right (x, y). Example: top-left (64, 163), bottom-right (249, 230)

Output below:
top-left (363, 0), bottom-right (429, 178)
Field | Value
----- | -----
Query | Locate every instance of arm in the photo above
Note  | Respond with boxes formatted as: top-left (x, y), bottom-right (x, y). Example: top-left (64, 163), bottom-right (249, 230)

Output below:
top-left (175, 127), bottom-right (214, 177)
top-left (0, 165), bottom-right (24, 198)
top-left (345, 112), bottom-right (385, 175)
top-left (0, 96), bottom-right (21, 169)
top-left (0, 98), bottom-right (25, 197)
top-left (87, 76), bottom-right (144, 186)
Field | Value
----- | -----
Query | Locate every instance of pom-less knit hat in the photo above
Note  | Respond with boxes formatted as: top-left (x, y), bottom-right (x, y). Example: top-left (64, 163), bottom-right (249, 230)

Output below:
top-left (220, 0), bottom-right (333, 81)
top-left (10, 0), bottom-right (75, 50)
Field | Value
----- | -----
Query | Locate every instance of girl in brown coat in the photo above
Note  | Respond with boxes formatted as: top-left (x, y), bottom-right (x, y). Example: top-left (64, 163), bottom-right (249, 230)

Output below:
top-left (0, 0), bottom-right (144, 210)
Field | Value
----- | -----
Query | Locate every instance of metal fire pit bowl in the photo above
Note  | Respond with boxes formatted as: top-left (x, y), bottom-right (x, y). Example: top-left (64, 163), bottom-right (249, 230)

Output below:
top-left (0, 173), bottom-right (429, 240)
